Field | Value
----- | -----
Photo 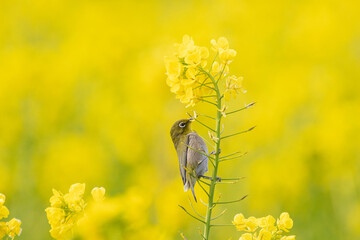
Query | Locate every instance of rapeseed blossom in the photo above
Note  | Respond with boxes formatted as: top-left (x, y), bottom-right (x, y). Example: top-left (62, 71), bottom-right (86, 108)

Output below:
top-left (233, 212), bottom-right (295, 240)
top-left (45, 184), bottom-right (110, 239)
top-left (91, 187), bottom-right (106, 202)
top-left (165, 35), bottom-right (245, 107)
top-left (45, 183), bottom-right (86, 239)
top-left (0, 193), bottom-right (22, 239)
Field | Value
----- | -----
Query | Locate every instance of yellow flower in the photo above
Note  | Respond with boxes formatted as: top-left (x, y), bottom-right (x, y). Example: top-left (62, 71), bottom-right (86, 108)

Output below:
top-left (175, 35), bottom-right (196, 58)
top-left (245, 216), bottom-right (258, 232)
top-left (257, 215), bottom-right (276, 231)
top-left (224, 75), bottom-right (245, 100)
top-left (0, 194), bottom-right (5, 205)
top-left (0, 206), bottom-right (9, 220)
top-left (46, 183), bottom-right (86, 239)
top-left (184, 49), bottom-right (202, 66)
top-left (211, 37), bottom-right (229, 52)
top-left (280, 235), bottom-right (296, 240)
top-left (45, 207), bottom-right (66, 227)
top-left (277, 212), bottom-right (293, 232)
top-left (165, 35), bottom-right (215, 107)
top-left (91, 187), bottom-right (106, 202)
top-left (256, 229), bottom-right (272, 240)
top-left (0, 222), bottom-right (7, 239)
top-left (199, 46), bottom-right (209, 59)
top-left (64, 183), bottom-right (86, 212)
top-left (164, 57), bottom-right (182, 78)
top-left (0, 194), bottom-right (9, 221)
top-left (219, 49), bottom-right (237, 63)
top-left (50, 189), bottom-right (64, 208)
top-left (240, 233), bottom-right (253, 240)
top-left (210, 61), bottom-right (229, 78)
top-left (6, 218), bottom-right (22, 239)
top-left (233, 213), bottom-right (247, 231)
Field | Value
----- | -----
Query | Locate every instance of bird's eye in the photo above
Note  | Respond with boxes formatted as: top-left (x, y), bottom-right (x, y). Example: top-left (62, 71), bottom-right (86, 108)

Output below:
top-left (179, 122), bottom-right (186, 128)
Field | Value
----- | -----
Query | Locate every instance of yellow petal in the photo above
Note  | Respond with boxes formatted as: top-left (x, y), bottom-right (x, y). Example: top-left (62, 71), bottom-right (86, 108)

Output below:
top-left (91, 187), bottom-right (106, 202)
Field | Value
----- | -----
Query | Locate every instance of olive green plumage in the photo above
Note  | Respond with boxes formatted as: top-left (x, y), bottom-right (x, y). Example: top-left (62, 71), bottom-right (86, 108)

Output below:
top-left (170, 119), bottom-right (208, 202)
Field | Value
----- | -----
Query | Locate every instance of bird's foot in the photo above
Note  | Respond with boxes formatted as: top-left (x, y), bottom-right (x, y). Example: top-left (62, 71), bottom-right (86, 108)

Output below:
top-left (210, 148), bottom-right (221, 155)
top-left (199, 175), bottom-right (222, 182)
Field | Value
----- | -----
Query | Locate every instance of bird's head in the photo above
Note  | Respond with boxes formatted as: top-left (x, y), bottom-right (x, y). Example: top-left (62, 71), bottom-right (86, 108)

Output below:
top-left (170, 119), bottom-right (194, 144)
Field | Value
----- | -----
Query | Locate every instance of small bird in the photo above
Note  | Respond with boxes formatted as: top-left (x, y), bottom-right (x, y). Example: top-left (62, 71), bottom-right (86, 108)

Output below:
top-left (170, 119), bottom-right (208, 202)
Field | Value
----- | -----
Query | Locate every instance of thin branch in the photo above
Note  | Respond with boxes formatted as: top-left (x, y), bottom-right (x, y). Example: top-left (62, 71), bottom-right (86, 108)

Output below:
top-left (194, 118), bottom-right (216, 132)
top-left (220, 177), bottom-right (246, 181)
top-left (198, 179), bottom-right (210, 186)
top-left (216, 177), bottom-right (245, 184)
top-left (198, 98), bottom-right (218, 107)
top-left (197, 180), bottom-right (210, 197)
top-left (178, 205), bottom-right (206, 224)
top-left (211, 209), bottom-right (227, 221)
top-left (225, 102), bottom-right (256, 115)
top-left (215, 195), bottom-right (248, 205)
top-left (188, 196), bottom-right (205, 219)
top-left (198, 95), bottom-right (217, 99)
top-left (200, 198), bottom-right (208, 207)
top-left (216, 64), bottom-right (227, 84)
top-left (196, 112), bottom-right (216, 120)
top-left (207, 157), bottom-right (215, 168)
top-left (219, 151), bottom-right (242, 159)
top-left (219, 152), bottom-right (248, 162)
top-left (221, 126), bottom-right (256, 139)
top-left (215, 180), bottom-right (239, 184)
top-left (208, 52), bottom-right (218, 73)
top-left (198, 229), bottom-right (206, 240)
top-left (210, 224), bottom-right (235, 227)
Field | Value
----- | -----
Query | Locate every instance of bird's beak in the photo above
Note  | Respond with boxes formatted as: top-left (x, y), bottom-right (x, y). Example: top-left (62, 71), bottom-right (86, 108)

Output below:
top-left (189, 118), bottom-right (194, 122)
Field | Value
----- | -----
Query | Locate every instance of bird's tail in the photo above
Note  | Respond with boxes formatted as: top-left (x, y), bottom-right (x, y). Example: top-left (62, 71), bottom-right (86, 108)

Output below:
top-left (184, 172), bottom-right (197, 202)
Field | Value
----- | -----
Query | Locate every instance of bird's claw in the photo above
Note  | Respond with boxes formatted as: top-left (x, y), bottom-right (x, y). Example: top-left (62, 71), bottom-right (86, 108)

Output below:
top-left (199, 175), bottom-right (222, 182)
top-left (210, 149), bottom-right (221, 155)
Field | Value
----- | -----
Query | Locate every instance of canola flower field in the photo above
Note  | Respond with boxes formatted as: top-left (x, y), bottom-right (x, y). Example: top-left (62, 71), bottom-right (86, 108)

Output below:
top-left (0, 1), bottom-right (359, 239)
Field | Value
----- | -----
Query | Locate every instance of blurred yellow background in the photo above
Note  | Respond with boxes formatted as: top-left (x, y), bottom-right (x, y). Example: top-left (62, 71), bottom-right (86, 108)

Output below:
top-left (0, 0), bottom-right (359, 239)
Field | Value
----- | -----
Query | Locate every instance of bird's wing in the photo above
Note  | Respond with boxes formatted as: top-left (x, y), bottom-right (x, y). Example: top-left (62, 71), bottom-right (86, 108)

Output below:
top-left (186, 132), bottom-right (208, 169)
top-left (177, 136), bottom-right (189, 185)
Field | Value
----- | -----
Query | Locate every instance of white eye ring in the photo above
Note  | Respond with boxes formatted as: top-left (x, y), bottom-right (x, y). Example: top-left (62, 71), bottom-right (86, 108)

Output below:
top-left (179, 122), bottom-right (186, 128)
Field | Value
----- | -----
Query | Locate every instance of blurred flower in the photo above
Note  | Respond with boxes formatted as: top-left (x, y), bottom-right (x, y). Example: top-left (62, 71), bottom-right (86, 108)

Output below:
top-left (6, 218), bottom-right (22, 239)
top-left (257, 228), bottom-right (272, 240)
top-left (0, 193), bottom-right (22, 239)
top-left (239, 232), bottom-right (253, 240)
top-left (233, 213), bottom-right (247, 231)
top-left (277, 212), bottom-right (293, 232)
top-left (210, 37), bottom-right (229, 52)
top-left (45, 183), bottom-right (86, 239)
top-left (91, 187), bottom-right (106, 202)
top-left (77, 196), bottom-right (123, 240)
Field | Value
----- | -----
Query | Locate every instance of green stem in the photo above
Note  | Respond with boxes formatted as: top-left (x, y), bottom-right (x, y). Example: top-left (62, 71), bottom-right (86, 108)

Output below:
top-left (202, 70), bottom-right (222, 240)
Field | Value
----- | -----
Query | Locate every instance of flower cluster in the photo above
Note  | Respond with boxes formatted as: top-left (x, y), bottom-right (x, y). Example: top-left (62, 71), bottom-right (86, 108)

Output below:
top-left (233, 212), bottom-right (295, 240)
top-left (0, 193), bottom-right (22, 239)
top-left (45, 183), bottom-right (106, 239)
top-left (165, 35), bottom-right (244, 107)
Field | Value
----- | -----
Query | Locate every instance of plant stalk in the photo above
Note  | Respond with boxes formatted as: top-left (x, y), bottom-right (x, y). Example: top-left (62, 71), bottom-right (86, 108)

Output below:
top-left (203, 71), bottom-right (222, 240)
